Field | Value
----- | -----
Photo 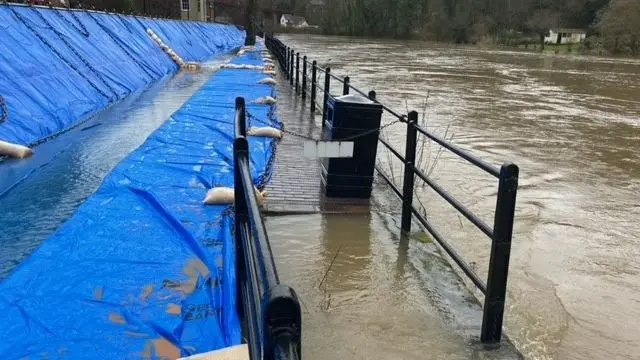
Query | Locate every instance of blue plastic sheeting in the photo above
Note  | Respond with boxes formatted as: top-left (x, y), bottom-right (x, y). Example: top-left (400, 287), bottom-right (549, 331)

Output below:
top-left (0, 4), bottom-right (244, 146)
top-left (0, 45), bottom-right (279, 359)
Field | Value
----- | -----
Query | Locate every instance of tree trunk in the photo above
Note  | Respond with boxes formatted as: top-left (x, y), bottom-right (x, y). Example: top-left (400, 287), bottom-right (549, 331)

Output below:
top-left (539, 32), bottom-right (545, 51)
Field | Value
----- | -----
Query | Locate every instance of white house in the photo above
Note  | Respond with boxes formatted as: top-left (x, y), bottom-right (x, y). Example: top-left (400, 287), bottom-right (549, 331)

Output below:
top-left (544, 29), bottom-right (586, 44)
top-left (280, 14), bottom-right (309, 28)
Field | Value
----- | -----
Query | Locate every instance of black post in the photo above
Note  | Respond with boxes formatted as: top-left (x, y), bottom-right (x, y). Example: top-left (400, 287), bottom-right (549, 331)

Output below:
top-left (285, 47), bottom-right (290, 79)
top-left (244, 0), bottom-right (256, 45)
top-left (368, 90), bottom-right (376, 101)
top-left (310, 61), bottom-right (317, 113)
top-left (481, 163), bottom-right (519, 344)
top-left (302, 56), bottom-right (307, 99)
top-left (401, 111), bottom-right (418, 233)
top-left (343, 76), bottom-right (350, 95)
top-left (233, 97), bottom-right (248, 317)
top-left (289, 51), bottom-right (294, 85)
top-left (295, 53), bottom-right (300, 93)
top-left (322, 67), bottom-right (331, 128)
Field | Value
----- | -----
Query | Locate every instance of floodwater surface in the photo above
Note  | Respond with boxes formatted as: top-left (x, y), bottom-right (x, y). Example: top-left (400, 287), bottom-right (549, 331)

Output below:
top-left (0, 56), bottom-right (231, 279)
top-left (274, 34), bottom-right (640, 360)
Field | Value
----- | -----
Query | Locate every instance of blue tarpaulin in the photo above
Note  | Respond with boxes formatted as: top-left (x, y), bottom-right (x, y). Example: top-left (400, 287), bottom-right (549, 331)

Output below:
top-left (0, 4), bottom-right (244, 146)
top-left (0, 19), bottom-right (278, 360)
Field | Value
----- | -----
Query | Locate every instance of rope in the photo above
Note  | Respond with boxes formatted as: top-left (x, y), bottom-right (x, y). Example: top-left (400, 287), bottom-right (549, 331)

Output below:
top-left (0, 95), bottom-right (8, 123)
top-left (86, 11), bottom-right (160, 80)
top-left (53, 8), bottom-right (89, 37)
top-left (9, 6), bottom-right (116, 100)
top-left (246, 111), bottom-right (404, 142)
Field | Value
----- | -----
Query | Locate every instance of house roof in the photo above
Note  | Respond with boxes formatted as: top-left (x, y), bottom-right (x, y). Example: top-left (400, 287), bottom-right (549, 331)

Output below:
top-left (552, 28), bottom-right (586, 34)
top-left (281, 14), bottom-right (307, 25)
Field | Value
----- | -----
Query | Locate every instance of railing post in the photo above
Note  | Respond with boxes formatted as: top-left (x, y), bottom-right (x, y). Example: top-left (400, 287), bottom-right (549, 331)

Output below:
top-left (285, 47), bottom-right (289, 78)
top-left (322, 67), bottom-right (331, 128)
top-left (401, 111), bottom-right (418, 233)
top-left (295, 52), bottom-right (300, 93)
top-left (368, 90), bottom-right (376, 101)
top-left (481, 163), bottom-right (518, 344)
top-left (302, 56), bottom-right (307, 99)
top-left (343, 76), bottom-right (350, 95)
top-left (310, 61), bottom-right (317, 113)
top-left (289, 51), bottom-right (294, 85)
top-left (233, 97), bottom-right (248, 318)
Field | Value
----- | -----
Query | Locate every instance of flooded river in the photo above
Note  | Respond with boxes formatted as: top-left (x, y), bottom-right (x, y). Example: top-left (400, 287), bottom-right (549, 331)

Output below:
top-left (275, 34), bottom-right (640, 360)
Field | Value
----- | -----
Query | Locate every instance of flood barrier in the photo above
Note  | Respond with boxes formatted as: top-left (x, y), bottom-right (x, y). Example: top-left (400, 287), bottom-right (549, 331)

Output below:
top-left (0, 43), bottom-right (280, 358)
top-left (0, 3), bottom-right (244, 148)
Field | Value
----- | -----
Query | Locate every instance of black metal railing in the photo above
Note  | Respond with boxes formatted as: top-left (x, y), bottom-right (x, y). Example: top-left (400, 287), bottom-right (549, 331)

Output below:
top-left (264, 35), bottom-right (519, 345)
top-left (234, 97), bottom-right (302, 359)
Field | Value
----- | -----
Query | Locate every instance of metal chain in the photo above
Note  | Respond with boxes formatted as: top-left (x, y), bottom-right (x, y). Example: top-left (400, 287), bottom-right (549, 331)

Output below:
top-left (25, 7), bottom-right (119, 100)
top-left (86, 12), bottom-right (160, 80)
top-left (53, 8), bottom-right (89, 37)
top-left (8, 7), bottom-right (113, 100)
top-left (0, 95), bottom-right (8, 123)
top-left (246, 111), bottom-right (404, 142)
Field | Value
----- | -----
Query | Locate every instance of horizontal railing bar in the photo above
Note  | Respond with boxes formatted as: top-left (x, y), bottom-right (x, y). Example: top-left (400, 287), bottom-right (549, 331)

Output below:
top-left (412, 165), bottom-right (494, 239)
top-left (239, 155), bottom-right (279, 287)
top-left (375, 165), bottom-right (403, 200)
top-left (347, 84), bottom-right (406, 120)
top-left (410, 206), bottom-right (488, 294)
top-left (414, 124), bottom-right (500, 178)
top-left (239, 221), bottom-right (263, 359)
top-left (378, 137), bottom-right (406, 163)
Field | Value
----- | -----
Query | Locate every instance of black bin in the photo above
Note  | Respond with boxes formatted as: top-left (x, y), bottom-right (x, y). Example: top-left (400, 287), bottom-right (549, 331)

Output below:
top-left (321, 94), bottom-right (383, 198)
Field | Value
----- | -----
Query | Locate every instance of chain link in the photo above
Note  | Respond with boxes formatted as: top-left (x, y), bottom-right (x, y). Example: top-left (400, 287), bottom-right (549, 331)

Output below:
top-left (0, 95), bottom-right (8, 123)
top-left (86, 12), bottom-right (160, 80)
top-left (246, 111), bottom-right (403, 142)
top-left (54, 8), bottom-right (89, 37)
top-left (12, 6), bottom-right (118, 100)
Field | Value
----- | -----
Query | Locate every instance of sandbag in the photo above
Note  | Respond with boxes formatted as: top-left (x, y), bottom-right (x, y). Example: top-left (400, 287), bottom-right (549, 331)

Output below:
top-left (258, 78), bottom-right (277, 85)
top-left (203, 187), bottom-right (266, 206)
top-left (253, 96), bottom-right (277, 105)
top-left (247, 126), bottom-right (282, 139)
top-left (263, 70), bottom-right (276, 76)
top-left (0, 140), bottom-right (33, 159)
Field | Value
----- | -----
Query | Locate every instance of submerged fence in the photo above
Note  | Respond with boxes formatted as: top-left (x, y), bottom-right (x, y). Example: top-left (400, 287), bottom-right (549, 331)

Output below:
top-left (233, 98), bottom-right (302, 360)
top-left (264, 35), bottom-right (519, 344)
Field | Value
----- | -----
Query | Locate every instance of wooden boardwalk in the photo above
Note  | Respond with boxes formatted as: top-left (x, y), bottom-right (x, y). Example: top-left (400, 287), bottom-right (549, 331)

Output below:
top-left (262, 73), bottom-right (323, 215)
top-left (262, 71), bottom-right (371, 215)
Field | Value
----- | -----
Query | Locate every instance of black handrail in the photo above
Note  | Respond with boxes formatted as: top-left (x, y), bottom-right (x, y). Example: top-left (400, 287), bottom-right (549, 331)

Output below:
top-left (234, 97), bottom-right (302, 360)
top-left (264, 35), bottom-right (519, 345)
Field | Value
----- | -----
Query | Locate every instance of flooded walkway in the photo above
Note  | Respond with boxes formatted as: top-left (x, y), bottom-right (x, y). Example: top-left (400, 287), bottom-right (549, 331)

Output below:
top-left (265, 64), bottom-right (522, 359)
top-left (277, 33), bottom-right (640, 360)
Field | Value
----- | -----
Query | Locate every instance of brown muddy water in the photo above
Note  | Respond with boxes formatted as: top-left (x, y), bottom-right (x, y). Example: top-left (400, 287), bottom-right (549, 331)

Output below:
top-left (270, 34), bottom-right (640, 360)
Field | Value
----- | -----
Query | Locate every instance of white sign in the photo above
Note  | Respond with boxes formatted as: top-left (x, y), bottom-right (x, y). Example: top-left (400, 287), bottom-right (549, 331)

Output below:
top-left (303, 140), bottom-right (354, 159)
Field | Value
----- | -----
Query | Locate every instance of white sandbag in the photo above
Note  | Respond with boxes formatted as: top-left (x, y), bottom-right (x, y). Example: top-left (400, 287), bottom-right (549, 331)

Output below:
top-left (253, 96), bottom-right (277, 105)
top-left (178, 344), bottom-right (249, 360)
top-left (258, 78), bottom-right (277, 85)
top-left (203, 187), bottom-right (266, 206)
top-left (146, 29), bottom-right (154, 35)
top-left (263, 70), bottom-right (276, 76)
top-left (0, 140), bottom-right (33, 159)
top-left (247, 126), bottom-right (282, 139)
